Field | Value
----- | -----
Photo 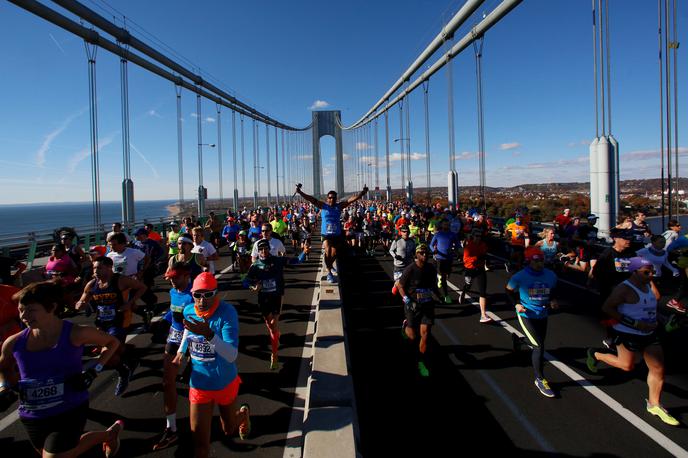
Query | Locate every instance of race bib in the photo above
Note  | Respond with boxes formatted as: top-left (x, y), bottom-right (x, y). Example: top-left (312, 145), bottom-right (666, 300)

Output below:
top-left (527, 282), bottom-right (550, 302)
top-left (170, 303), bottom-right (185, 314)
top-left (262, 278), bottom-right (277, 292)
top-left (167, 327), bottom-right (184, 344)
top-left (169, 241), bottom-right (178, 248)
top-left (19, 377), bottom-right (65, 411)
top-left (415, 288), bottom-right (432, 303)
top-left (97, 305), bottom-right (117, 321)
top-left (189, 336), bottom-right (215, 362)
top-left (238, 246), bottom-right (247, 255)
top-left (326, 223), bottom-right (336, 235)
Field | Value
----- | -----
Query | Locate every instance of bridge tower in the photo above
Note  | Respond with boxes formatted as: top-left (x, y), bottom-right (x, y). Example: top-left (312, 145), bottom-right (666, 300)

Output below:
top-left (311, 111), bottom-right (344, 197)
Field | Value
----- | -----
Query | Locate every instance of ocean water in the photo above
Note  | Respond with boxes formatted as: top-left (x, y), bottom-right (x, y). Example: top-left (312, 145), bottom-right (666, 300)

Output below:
top-left (0, 200), bottom-right (177, 236)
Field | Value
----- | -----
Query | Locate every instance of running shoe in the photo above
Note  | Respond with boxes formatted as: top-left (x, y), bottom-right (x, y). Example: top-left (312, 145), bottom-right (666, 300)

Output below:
top-left (457, 291), bottom-right (465, 304)
top-left (103, 420), bottom-right (124, 457)
top-left (326, 272), bottom-right (337, 284)
top-left (270, 353), bottom-right (279, 371)
top-left (239, 403), bottom-right (251, 440)
top-left (534, 378), bottom-right (555, 398)
top-left (512, 333), bottom-right (522, 353)
top-left (646, 400), bottom-right (680, 426)
top-left (504, 262), bottom-right (510, 273)
top-left (602, 337), bottom-right (615, 350)
top-left (665, 315), bottom-right (681, 333)
top-left (444, 295), bottom-right (453, 305)
top-left (666, 298), bottom-right (686, 314)
top-left (401, 319), bottom-right (408, 340)
top-left (479, 315), bottom-right (493, 324)
top-left (418, 361), bottom-right (430, 377)
top-left (152, 427), bottom-right (178, 451)
top-left (114, 364), bottom-right (131, 397)
top-left (586, 348), bottom-right (598, 374)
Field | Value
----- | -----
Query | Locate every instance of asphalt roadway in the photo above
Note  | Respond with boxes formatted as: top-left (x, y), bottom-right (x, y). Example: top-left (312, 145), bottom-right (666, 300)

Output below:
top-left (1, 237), bottom-right (688, 457)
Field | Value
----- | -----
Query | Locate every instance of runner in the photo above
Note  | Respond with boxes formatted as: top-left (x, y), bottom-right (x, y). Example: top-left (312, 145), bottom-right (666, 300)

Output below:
top-left (75, 256), bottom-right (147, 396)
top-left (429, 219), bottom-right (459, 304)
top-left (504, 212), bottom-right (529, 272)
top-left (506, 247), bottom-right (559, 398)
top-left (395, 244), bottom-right (442, 377)
top-left (390, 225), bottom-right (416, 295)
top-left (586, 257), bottom-right (679, 426)
top-left (167, 222), bottom-right (181, 256)
top-left (0, 281), bottom-right (124, 457)
top-left (460, 229), bottom-right (492, 323)
top-left (204, 211), bottom-right (224, 249)
top-left (243, 239), bottom-right (305, 369)
top-left (191, 227), bottom-right (219, 275)
top-left (152, 262), bottom-right (194, 450)
top-left (173, 273), bottom-right (251, 458)
top-left (295, 183), bottom-right (368, 283)
top-left (233, 231), bottom-right (253, 277)
top-left (168, 235), bottom-right (207, 281)
top-left (250, 223), bottom-right (286, 262)
top-left (133, 227), bottom-right (165, 328)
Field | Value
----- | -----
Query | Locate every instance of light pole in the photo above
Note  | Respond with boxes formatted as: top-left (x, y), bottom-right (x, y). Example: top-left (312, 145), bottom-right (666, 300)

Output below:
top-left (394, 137), bottom-right (413, 204)
top-left (197, 143), bottom-right (215, 217)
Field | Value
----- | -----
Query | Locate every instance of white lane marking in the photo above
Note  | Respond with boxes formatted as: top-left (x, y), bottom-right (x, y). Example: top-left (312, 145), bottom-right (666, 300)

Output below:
top-left (438, 323), bottom-right (557, 454)
top-left (283, 262), bottom-right (322, 458)
top-left (447, 280), bottom-right (688, 457)
top-left (0, 262), bottom-right (235, 433)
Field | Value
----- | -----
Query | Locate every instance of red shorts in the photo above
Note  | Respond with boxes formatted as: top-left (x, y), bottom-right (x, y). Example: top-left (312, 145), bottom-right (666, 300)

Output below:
top-left (189, 376), bottom-right (241, 405)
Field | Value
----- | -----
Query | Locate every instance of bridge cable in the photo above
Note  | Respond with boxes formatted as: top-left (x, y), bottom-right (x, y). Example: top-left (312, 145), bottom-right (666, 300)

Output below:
top-left (84, 39), bottom-right (101, 229)
top-left (281, 129), bottom-right (287, 199)
top-left (216, 104), bottom-right (223, 205)
top-left (196, 90), bottom-right (204, 216)
top-left (405, 83), bottom-right (412, 203)
top-left (374, 119), bottom-right (380, 196)
top-left (399, 100), bottom-right (405, 193)
top-left (175, 83), bottom-right (184, 206)
top-left (275, 126), bottom-right (280, 205)
top-left (232, 110), bottom-right (238, 212)
top-left (240, 115), bottom-right (246, 201)
top-left (473, 34), bottom-right (487, 213)
top-left (266, 123), bottom-right (271, 205)
top-left (119, 31), bottom-right (134, 226)
top-left (658, 0), bottom-right (666, 226)
top-left (447, 56), bottom-right (456, 173)
top-left (423, 80), bottom-right (431, 203)
top-left (671, 0), bottom-right (679, 218)
top-left (385, 111), bottom-right (391, 200)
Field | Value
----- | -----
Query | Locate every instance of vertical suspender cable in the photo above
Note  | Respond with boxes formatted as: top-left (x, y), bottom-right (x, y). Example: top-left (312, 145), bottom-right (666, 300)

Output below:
top-left (252, 120), bottom-right (257, 207)
top-left (658, 0), bottom-right (666, 226)
top-left (216, 104), bottom-right (223, 205)
top-left (664, 0), bottom-right (673, 221)
top-left (592, 0), bottom-right (599, 140)
top-left (275, 126), bottom-right (280, 205)
top-left (405, 84), bottom-right (412, 199)
top-left (374, 119), bottom-right (380, 197)
top-left (423, 81), bottom-right (431, 203)
top-left (281, 129), bottom-right (286, 198)
top-left (266, 123), bottom-right (271, 205)
top-left (85, 41), bottom-right (101, 229)
top-left (256, 121), bottom-right (261, 205)
top-left (399, 101), bottom-right (405, 193)
top-left (232, 110), bottom-right (238, 212)
top-left (447, 57), bottom-right (456, 173)
top-left (590, 0), bottom-right (599, 218)
top-left (474, 35), bottom-right (486, 212)
top-left (176, 84), bottom-right (184, 206)
top-left (120, 40), bottom-right (134, 226)
top-left (597, 0), bottom-right (606, 137)
top-left (240, 115), bottom-right (246, 201)
top-left (196, 91), bottom-right (204, 217)
top-left (672, 0), bottom-right (679, 217)
top-left (385, 111), bottom-right (391, 200)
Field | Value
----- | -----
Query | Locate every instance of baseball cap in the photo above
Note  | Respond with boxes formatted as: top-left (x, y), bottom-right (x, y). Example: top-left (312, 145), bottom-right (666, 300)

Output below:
top-left (134, 227), bottom-right (148, 236)
top-left (257, 239), bottom-right (270, 250)
top-left (628, 257), bottom-right (653, 272)
top-left (525, 247), bottom-right (545, 261)
top-left (416, 243), bottom-right (429, 253)
top-left (88, 245), bottom-right (106, 256)
top-left (238, 230), bottom-right (247, 236)
top-left (610, 228), bottom-right (633, 240)
top-left (170, 221), bottom-right (179, 227)
top-left (164, 262), bottom-right (191, 279)
top-left (191, 272), bottom-right (218, 292)
top-left (399, 225), bottom-right (409, 232)
top-left (587, 214), bottom-right (598, 221)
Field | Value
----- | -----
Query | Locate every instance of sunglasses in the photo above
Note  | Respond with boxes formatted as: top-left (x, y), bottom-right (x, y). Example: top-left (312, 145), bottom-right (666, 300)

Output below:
top-left (193, 290), bottom-right (217, 299)
top-left (637, 269), bottom-right (654, 277)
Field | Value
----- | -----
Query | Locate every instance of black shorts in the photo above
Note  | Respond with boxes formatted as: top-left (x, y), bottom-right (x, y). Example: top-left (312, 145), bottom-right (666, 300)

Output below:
top-left (437, 259), bottom-right (453, 275)
top-left (405, 301), bottom-right (435, 327)
top-left (96, 320), bottom-right (127, 343)
top-left (322, 234), bottom-right (344, 246)
top-left (610, 328), bottom-right (660, 353)
top-left (464, 268), bottom-right (487, 297)
top-left (258, 294), bottom-right (282, 318)
top-left (21, 401), bottom-right (89, 454)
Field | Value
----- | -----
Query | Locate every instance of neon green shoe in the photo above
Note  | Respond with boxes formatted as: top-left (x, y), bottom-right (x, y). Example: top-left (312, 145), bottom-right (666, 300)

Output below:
top-left (665, 315), bottom-right (681, 333)
top-left (646, 401), bottom-right (679, 426)
top-left (418, 361), bottom-right (430, 377)
top-left (444, 295), bottom-right (453, 304)
top-left (586, 348), bottom-right (598, 374)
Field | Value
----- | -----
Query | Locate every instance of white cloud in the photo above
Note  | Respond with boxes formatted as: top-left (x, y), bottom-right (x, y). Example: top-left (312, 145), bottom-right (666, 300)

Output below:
top-left (35, 108), bottom-right (86, 167)
top-left (389, 152), bottom-right (427, 162)
top-left (205, 117), bottom-right (216, 123)
top-left (67, 133), bottom-right (116, 173)
top-left (500, 142), bottom-right (521, 150)
top-left (309, 100), bottom-right (330, 110)
top-left (452, 151), bottom-right (479, 161)
top-left (190, 113), bottom-right (199, 118)
top-left (342, 153), bottom-right (351, 160)
top-left (295, 154), bottom-right (313, 160)
top-left (621, 147), bottom-right (688, 161)
top-left (147, 109), bottom-right (162, 118)
top-left (356, 142), bottom-right (372, 151)
top-left (130, 143), bottom-right (160, 179)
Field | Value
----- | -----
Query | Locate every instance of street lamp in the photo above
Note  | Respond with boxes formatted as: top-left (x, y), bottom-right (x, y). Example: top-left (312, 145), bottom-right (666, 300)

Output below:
top-left (394, 138), bottom-right (413, 204)
top-left (197, 143), bottom-right (215, 217)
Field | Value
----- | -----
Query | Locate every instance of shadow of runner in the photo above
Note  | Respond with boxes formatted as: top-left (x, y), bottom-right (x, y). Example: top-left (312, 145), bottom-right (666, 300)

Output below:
top-left (338, 251), bottom-right (521, 455)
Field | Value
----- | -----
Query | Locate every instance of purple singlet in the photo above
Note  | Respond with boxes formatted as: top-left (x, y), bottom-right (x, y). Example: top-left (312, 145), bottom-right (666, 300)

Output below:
top-left (13, 320), bottom-right (88, 419)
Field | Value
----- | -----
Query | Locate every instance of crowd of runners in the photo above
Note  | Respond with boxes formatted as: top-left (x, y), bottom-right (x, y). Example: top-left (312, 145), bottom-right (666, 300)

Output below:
top-left (0, 185), bottom-right (686, 456)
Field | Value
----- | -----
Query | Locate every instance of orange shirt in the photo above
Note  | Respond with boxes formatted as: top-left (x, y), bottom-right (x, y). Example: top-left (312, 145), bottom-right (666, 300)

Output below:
top-left (148, 231), bottom-right (162, 243)
top-left (463, 240), bottom-right (488, 270)
top-left (506, 222), bottom-right (528, 246)
top-left (0, 285), bottom-right (20, 341)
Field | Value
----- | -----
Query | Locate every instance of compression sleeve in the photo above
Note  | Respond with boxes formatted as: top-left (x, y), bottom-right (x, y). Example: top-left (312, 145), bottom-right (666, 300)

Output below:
top-left (177, 329), bottom-right (190, 354)
top-left (209, 333), bottom-right (238, 363)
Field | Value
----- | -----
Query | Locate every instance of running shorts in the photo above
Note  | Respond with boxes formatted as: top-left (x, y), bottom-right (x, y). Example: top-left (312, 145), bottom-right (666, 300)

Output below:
top-left (21, 401), bottom-right (88, 454)
top-left (405, 301), bottom-right (435, 327)
top-left (464, 268), bottom-right (487, 297)
top-left (258, 294), bottom-right (282, 318)
top-left (610, 328), bottom-right (660, 353)
top-left (189, 376), bottom-right (241, 406)
top-left (96, 321), bottom-right (127, 343)
top-left (437, 259), bottom-right (453, 275)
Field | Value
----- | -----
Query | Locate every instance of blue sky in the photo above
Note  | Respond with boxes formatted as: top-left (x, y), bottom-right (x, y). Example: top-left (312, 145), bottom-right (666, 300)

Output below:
top-left (0, 0), bottom-right (686, 204)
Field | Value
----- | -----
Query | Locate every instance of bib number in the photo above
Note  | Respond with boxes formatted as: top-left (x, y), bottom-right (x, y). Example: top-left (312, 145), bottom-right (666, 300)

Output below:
top-left (167, 327), bottom-right (184, 344)
top-left (97, 305), bottom-right (116, 321)
top-left (19, 377), bottom-right (65, 411)
top-left (326, 223), bottom-right (336, 235)
top-left (415, 288), bottom-right (432, 303)
top-left (189, 336), bottom-right (215, 362)
top-left (614, 258), bottom-right (631, 272)
top-left (262, 278), bottom-right (277, 292)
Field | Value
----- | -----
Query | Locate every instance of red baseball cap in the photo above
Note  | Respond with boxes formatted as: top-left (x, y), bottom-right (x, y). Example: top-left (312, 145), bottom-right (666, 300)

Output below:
top-left (191, 272), bottom-right (218, 292)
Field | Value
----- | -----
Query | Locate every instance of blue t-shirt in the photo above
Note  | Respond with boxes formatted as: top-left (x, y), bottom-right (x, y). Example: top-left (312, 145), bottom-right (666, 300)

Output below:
top-left (182, 301), bottom-right (239, 391)
top-left (247, 226), bottom-right (262, 242)
top-left (320, 203), bottom-right (342, 236)
top-left (169, 285), bottom-right (193, 330)
top-left (430, 231), bottom-right (458, 261)
top-left (507, 267), bottom-right (558, 319)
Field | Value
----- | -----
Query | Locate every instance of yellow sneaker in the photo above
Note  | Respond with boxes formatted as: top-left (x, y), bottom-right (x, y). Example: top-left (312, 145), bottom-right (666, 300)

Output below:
top-left (646, 401), bottom-right (679, 426)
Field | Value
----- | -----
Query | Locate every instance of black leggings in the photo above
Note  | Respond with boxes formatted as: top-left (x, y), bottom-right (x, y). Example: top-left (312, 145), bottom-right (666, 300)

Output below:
top-left (517, 314), bottom-right (548, 379)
